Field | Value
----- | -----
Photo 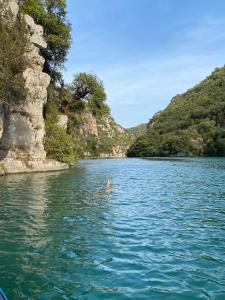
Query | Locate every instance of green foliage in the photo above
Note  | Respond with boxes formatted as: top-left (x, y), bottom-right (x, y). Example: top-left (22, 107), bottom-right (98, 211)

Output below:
top-left (160, 133), bottom-right (199, 156)
top-left (69, 72), bottom-right (110, 116)
top-left (44, 73), bottom-right (131, 160)
top-left (44, 98), bottom-right (59, 122)
top-left (44, 100), bottom-right (76, 163)
top-left (203, 128), bottom-right (225, 156)
top-left (45, 125), bottom-right (75, 163)
top-left (46, 82), bottom-right (72, 112)
top-left (128, 66), bottom-right (225, 157)
top-left (19, 0), bottom-right (45, 23)
top-left (20, 0), bottom-right (71, 84)
top-left (128, 132), bottom-right (160, 157)
top-left (128, 123), bottom-right (148, 139)
top-left (85, 135), bottom-right (100, 157)
top-left (96, 117), bottom-right (132, 156)
top-left (0, 5), bottom-right (29, 107)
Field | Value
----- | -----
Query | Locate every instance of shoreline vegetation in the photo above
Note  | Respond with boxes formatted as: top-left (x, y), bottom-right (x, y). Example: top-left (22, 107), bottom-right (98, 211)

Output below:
top-left (128, 66), bottom-right (225, 158)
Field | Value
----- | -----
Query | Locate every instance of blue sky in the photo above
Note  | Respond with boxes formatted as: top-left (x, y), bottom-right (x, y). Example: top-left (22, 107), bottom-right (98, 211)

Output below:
top-left (64, 0), bottom-right (225, 128)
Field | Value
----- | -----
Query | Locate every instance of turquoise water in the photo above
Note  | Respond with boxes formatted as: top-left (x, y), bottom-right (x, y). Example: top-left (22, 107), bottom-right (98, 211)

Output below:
top-left (0, 158), bottom-right (225, 300)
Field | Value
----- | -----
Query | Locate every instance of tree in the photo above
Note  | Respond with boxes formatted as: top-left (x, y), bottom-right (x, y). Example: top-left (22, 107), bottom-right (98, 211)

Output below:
top-left (20, 0), bottom-right (71, 84)
top-left (128, 65), bottom-right (225, 157)
top-left (0, 2), bottom-right (29, 107)
top-left (19, 0), bottom-right (45, 23)
top-left (69, 72), bottom-right (109, 116)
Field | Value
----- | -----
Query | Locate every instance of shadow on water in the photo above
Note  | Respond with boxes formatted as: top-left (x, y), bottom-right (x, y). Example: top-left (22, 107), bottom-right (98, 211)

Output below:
top-left (0, 167), bottom-right (113, 299)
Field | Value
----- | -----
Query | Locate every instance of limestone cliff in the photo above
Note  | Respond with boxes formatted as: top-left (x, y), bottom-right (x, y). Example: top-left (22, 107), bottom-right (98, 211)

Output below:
top-left (66, 109), bottom-right (132, 158)
top-left (0, 0), bottom-right (68, 174)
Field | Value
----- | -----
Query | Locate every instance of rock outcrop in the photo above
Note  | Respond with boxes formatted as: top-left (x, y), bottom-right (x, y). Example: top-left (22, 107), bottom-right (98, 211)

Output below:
top-left (80, 110), bottom-right (98, 136)
top-left (57, 114), bottom-right (69, 130)
top-left (78, 110), bottom-right (131, 158)
top-left (0, 0), bottom-right (68, 175)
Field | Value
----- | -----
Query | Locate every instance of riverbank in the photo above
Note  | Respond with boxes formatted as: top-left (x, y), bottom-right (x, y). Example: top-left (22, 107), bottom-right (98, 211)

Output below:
top-left (0, 158), bottom-right (69, 176)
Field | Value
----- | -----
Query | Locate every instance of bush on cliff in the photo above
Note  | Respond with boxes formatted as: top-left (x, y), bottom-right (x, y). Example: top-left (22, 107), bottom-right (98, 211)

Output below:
top-left (0, 4), bottom-right (29, 107)
top-left (45, 125), bottom-right (75, 163)
top-left (44, 100), bottom-right (76, 163)
top-left (20, 0), bottom-right (71, 84)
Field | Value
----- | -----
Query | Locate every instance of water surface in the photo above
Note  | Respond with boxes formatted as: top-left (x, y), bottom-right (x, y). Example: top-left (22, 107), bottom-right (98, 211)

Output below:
top-left (0, 158), bottom-right (225, 299)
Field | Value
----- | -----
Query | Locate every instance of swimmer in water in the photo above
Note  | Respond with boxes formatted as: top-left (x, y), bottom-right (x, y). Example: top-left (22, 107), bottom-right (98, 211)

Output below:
top-left (106, 178), bottom-right (111, 192)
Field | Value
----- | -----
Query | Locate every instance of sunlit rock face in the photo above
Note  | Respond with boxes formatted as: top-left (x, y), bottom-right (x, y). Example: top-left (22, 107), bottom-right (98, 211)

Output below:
top-left (57, 114), bottom-right (69, 130)
top-left (79, 110), bottom-right (130, 158)
top-left (0, 0), bottom-right (68, 174)
top-left (1, 0), bottom-right (19, 20)
top-left (80, 110), bottom-right (98, 137)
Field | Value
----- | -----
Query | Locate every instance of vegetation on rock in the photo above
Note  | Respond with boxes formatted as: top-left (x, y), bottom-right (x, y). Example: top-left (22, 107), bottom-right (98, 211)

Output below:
top-left (69, 72), bottom-right (110, 116)
top-left (44, 100), bottom-right (76, 163)
top-left (0, 2), bottom-right (29, 107)
top-left (20, 0), bottom-right (71, 84)
top-left (44, 72), bottom-right (132, 161)
top-left (128, 66), bottom-right (225, 157)
top-left (128, 123), bottom-right (147, 140)
top-left (0, 1), bottom-right (131, 164)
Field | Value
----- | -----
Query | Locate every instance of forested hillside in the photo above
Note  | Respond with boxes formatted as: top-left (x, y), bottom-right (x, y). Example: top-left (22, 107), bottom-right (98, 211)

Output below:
top-left (128, 66), bottom-right (225, 157)
top-left (127, 123), bottom-right (147, 139)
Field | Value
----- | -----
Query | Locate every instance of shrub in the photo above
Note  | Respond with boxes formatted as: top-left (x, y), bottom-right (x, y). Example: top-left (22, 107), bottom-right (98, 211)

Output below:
top-left (0, 3), bottom-right (29, 107)
top-left (44, 100), bottom-right (75, 163)
top-left (45, 124), bottom-right (75, 163)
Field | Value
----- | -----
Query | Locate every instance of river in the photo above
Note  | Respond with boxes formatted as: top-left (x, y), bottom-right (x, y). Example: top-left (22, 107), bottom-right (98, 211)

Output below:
top-left (0, 158), bottom-right (225, 299)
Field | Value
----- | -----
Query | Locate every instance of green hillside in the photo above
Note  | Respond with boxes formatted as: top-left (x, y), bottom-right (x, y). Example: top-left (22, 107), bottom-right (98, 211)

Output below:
top-left (127, 123), bottom-right (147, 139)
top-left (128, 66), bottom-right (225, 157)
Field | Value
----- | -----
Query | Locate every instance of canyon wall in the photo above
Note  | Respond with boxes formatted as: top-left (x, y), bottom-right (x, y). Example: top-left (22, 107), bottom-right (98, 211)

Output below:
top-left (78, 110), bottom-right (131, 158)
top-left (0, 0), bottom-right (68, 174)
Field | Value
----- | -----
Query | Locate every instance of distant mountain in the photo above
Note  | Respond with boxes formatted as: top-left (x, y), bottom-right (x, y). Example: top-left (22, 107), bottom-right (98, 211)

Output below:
top-left (127, 123), bottom-right (148, 139)
top-left (128, 66), bottom-right (225, 157)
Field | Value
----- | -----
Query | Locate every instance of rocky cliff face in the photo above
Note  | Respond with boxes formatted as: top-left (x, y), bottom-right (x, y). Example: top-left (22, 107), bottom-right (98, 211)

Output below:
top-left (0, 0), bottom-right (68, 174)
top-left (77, 110), bottom-right (131, 158)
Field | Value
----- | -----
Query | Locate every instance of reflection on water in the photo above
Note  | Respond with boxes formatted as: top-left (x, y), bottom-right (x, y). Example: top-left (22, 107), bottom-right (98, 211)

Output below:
top-left (0, 167), bottom-right (112, 299)
top-left (0, 158), bottom-right (225, 299)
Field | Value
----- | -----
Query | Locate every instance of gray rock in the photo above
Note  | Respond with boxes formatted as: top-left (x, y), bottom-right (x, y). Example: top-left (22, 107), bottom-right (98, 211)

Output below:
top-left (0, 0), bottom-right (19, 21)
top-left (23, 14), bottom-right (47, 49)
top-left (57, 114), bottom-right (69, 130)
top-left (0, 0), bottom-right (68, 174)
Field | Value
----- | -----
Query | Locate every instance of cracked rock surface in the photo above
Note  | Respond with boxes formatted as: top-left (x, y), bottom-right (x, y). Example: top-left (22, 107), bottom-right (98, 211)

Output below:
top-left (0, 0), bottom-right (69, 174)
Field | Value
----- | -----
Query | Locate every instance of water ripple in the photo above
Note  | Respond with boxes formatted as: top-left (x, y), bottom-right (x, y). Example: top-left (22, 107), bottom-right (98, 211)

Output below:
top-left (0, 158), bottom-right (225, 299)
